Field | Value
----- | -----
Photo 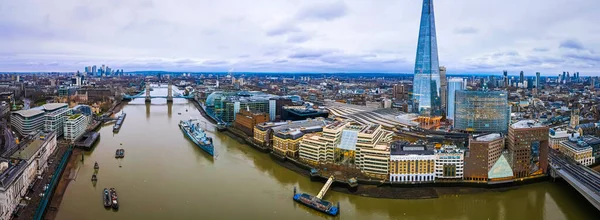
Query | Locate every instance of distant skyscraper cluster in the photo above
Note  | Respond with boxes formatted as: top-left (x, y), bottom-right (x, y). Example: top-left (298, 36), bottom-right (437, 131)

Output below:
top-left (84, 65), bottom-right (124, 77)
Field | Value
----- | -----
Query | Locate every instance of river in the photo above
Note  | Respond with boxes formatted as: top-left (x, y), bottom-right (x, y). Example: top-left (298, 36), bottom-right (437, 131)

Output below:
top-left (55, 87), bottom-right (599, 220)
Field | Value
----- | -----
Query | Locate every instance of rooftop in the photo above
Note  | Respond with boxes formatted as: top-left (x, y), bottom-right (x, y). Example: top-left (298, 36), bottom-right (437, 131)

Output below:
top-left (12, 109), bottom-right (44, 118)
top-left (43, 103), bottom-right (68, 112)
top-left (11, 131), bottom-right (54, 160)
top-left (511, 120), bottom-right (545, 129)
top-left (474, 133), bottom-right (503, 142)
top-left (390, 141), bottom-right (434, 155)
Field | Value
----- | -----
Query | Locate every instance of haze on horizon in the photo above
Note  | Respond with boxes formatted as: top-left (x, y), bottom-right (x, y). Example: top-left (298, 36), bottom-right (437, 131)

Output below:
top-left (1, 0), bottom-right (599, 76)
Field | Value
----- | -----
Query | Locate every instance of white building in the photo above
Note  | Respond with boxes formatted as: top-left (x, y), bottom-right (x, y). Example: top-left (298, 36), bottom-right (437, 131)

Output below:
top-left (389, 141), bottom-right (436, 183)
top-left (559, 136), bottom-right (595, 166)
top-left (10, 109), bottom-right (45, 136)
top-left (549, 128), bottom-right (570, 150)
top-left (64, 114), bottom-right (88, 141)
top-left (0, 131), bottom-right (56, 220)
top-left (434, 145), bottom-right (464, 180)
top-left (44, 105), bottom-right (71, 137)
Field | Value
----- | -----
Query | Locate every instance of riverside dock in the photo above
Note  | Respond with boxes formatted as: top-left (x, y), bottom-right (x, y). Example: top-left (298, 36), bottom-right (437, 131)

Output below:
top-left (74, 132), bottom-right (100, 150)
top-left (293, 176), bottom-right (339, 216)
top-left (112, 113), bottom-right (127, 133)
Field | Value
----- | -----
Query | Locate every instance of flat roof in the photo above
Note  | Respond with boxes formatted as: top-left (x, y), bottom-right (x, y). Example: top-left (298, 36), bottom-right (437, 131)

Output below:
top-left (511, 120), bottom-right (545, 129)
top-left (12, 109), bottom-right (44, 118)
top-left (43, 103), bottom-right (68, 112)
top-left (11, 132), bottom-right (53, 160)
top-left (474, 133), bottom-right (503, 142)
top-left (390, 141), bottom-right (434, 155)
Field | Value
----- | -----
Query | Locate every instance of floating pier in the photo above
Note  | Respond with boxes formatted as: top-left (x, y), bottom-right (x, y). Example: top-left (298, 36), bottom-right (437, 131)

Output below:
top-left (292, 176), bottom-right (339, 216)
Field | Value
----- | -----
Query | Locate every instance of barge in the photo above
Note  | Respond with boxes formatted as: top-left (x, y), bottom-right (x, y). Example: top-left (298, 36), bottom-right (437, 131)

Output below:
top-left (110, 188), bottom-right (119, 209)
top-left (179, 119), bottom-right (214, 156)
top-left (113, 113), bottom-right (127, 133)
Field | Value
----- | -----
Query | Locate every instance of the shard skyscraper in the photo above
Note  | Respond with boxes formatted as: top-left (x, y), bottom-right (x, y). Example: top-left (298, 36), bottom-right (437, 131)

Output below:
top-left (412, 0), bottom-right (441, 116)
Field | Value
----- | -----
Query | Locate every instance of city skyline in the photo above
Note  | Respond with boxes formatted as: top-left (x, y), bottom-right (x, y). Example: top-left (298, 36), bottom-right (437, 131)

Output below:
top-left (1, 0), bottom-right (600, 75)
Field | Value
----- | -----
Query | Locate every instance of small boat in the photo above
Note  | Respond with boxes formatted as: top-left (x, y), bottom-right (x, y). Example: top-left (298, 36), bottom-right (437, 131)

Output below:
top-left (94, 161), bottom-right (99, 170)
top-left (293, 187), bottom-right (339, 216)
top-left (92, 174), bottom-right (97, 181)
top-left (103, 188), bottom-right (111, 207)
top-left (178, 113), bottom-right (182, 115)
top-left (115, 149), bottom-right (125, 158)
top-left (186, 109), bottom-right (188, 112)
top-left (110, 188), bottom-right (119, 209)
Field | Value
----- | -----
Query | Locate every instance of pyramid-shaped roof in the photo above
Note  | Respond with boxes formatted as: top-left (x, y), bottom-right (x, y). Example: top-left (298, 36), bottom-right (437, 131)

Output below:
top-left (488, 154), bottom-right (514, 179)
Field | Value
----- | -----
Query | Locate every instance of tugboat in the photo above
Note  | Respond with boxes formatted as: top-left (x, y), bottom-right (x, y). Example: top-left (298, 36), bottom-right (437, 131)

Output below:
top-left (110, 188), bottom-right (119, 209)
top-left (103, 188), bottom-right (111, 208)
top-left (179, 119), bottom-right (214, 156)
top-left (91, 174), bottom-right (97, 181)
top-left (94, 161), bottom-right (99, 170)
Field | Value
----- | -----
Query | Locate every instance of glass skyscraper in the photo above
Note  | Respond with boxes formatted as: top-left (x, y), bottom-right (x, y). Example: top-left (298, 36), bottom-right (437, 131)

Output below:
top-left (454, 90), bottom-right (510, 133)
top-left (446, 78), bottom-right (465, 121)
top-left (413, 0), bottom-right (441, 116)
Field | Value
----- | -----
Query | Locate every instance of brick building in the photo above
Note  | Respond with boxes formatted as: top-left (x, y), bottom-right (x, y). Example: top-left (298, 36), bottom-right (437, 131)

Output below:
top-left (507, 120), bottom-right (549, 178)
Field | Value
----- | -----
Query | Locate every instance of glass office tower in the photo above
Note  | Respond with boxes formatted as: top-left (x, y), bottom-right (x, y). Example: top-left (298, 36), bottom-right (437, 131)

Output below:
top-left (413, 0), bottom-right (441, 116)
top-left (454, 90), bottom-right (509, 133)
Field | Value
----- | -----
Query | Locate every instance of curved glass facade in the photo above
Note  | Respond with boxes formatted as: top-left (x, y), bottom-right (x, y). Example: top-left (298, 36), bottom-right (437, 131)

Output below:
top-left (454, 90), bottom-right (509, 133)
top-left (413, 0), bottom-right (441, 116)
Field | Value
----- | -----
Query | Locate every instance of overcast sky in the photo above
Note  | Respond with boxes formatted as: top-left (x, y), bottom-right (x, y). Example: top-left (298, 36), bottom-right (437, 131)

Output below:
top-left (1, 0), bottom-right (599, 76)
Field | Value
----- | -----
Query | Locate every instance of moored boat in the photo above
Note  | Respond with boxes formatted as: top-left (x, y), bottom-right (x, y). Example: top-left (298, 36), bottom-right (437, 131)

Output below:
top-left (292, 187), bottom-right (339, 216)
top-left (91, 174), bottom-right (97, 181)
top-left (94, 161), bottom-right (99, 170)
top-left (179, 119), bottom-right (214, 156)
top-left (103, 188), bottom-right (111, 207)
top-left (110, 188), bottom-right (119, 209)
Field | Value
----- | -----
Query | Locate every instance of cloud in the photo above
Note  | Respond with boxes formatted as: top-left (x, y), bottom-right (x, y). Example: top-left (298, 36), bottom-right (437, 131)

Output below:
top-left (453, 27), bottom-right (478, 34)
top-left (295, 1), bottom-right (348, 21)
top-left (559, 39), bottom-right (585, 50)
top-left (286, 33), bottom-right (312, 43)
top-left (0, 0), bottom-right (599, 75)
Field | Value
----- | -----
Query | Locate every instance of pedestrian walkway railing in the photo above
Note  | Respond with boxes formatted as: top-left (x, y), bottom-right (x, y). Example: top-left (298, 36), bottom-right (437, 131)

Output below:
top-left (33, 145), bottom-right (73, 220)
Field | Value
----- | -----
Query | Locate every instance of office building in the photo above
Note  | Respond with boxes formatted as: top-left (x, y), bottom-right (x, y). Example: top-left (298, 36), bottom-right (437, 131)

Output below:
top-left (44, 103), bottom-right (70, 137)
top-left (434, 145), bottom-right (464, 179)
top-left (559, 134), bottom-right (595, 166)
top-left (464, 133), bottom-right (505, 181)
top-left (535, 72), bottom-right (541, 89)
top-left (392, 83), bottom-right (409, 101)
top-left (281, 106), bottom-right (329, 121)
top-left (440, 66), bottom-right (447, 112)
top-left (454, 90), bottom-right (509, 133)
top-left (272, 124), bottom-right (323, 158)
top-left (507, 120), bottom-right (549, 178)
top-left (11, 109), bottom-right (45, 136)
top-left (519, 71), bottom-right (524, 84)
top-left (233, 109), bottom-right (269, 136)
top-left (64, 114), bottom-right (88, 141)
top-left (205, 91), bottom-right (278, 123)
top-left (503, 70), bottom-right (508, 87)
top-left (446, 78), bottom-right (464, 121)
top-left (298, 121), bottom-right (392, 179)
top-left (0, 131), bottom-right (56, 220)
top-left (549, 128), bottom-right (570, 150)
top-left (412, 0), bottom-right (442, 116)
top-left (255, 118), bottom-right (327, 149)
top-left (389, 141), bottom-right (435, 182)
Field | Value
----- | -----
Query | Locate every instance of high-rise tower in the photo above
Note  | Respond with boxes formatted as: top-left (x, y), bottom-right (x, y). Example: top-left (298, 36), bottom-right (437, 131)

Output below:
top-left (412, 0), bottom-right (441, 116)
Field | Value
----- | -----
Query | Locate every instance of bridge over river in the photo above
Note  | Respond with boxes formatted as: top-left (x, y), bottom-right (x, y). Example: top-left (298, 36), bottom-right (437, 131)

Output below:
top-left (549, 149), bottom-right (600, 210)
top-left (123, 82), bottom-right (193, 102)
